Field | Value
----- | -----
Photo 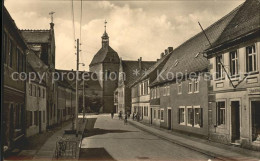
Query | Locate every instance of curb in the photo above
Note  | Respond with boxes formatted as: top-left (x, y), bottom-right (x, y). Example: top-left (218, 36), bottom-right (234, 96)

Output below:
top-left (129, 121), bottom-right (241, 161)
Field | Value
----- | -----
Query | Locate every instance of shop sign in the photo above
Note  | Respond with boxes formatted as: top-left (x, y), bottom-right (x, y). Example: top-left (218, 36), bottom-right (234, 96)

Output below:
top-left (248, 87), bottom-right (260, 95)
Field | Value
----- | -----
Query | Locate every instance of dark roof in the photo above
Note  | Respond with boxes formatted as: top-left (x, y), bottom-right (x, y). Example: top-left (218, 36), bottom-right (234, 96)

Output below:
top-left (90, 46), bottom-right (120, 66)
top-left (3, 6), bottom-right (28, 48)
top-left (55, 70), bottom-right (102, 91)
top-left (20, 30), bottom-right (51, 43)
top-left (121, 60), bottom-right (156, 87)
top-left (151, 3), bottom-right (241, 86)
top-left (208, 0), bottom-right (260, 52)
top-left (129, 52), bottom-right (172, 87)
top-left (27, 50), bottom-right (48, 74)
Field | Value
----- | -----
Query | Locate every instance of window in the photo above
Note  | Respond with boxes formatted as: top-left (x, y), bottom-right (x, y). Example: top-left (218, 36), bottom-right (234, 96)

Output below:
top-left (194, 106), bottom-right (202, 128)
top-left (158, 110), bottom-right (160, 119)
top-left (144, 106), bottom-right (148, 116)
top-left (194, 79), bottom-right (199, 93)
top-left (151, 89), bottom-right (154, 99)
top-left (15, 104), bottom-right (22, 129)
top-left (188, 81), bottom-right (193, 93)
top-left (4, 32), bottom-right (7, 64)
top-left (107, 70), bottom-right (110, 78)
top-left (38, 87), bottom-right (41, 97)
top-left (156, 87), bottom-right (160, 98)
top-left (178, 82), bottom-right (182, 94)
top-left (217, 101), bottom-right (225, 126)
top-left (34, 111), bottom-right (38, 126)
top-left (187, 106), bottom-right (193, 126)
top-left (154, 110), bottom-right (156, 119)
top-left (29, 84), bottom-right (32, 96)
top-left (163, 87), bottom-right (166, 96)
top-left (27, 111), bottom-right (33, 127)
top-left (179, 106), bottom-right (185, 125)
top-left (34, 85), bottom-right (37, 97)
top-left (230, 50), bottom-right (238, 76)
top-left (43, 111), bottom-right (46, 123)
top-left (216, 55), bottom-right (223, 79)
top-left (160, 109), bottom-right (164, 121)
top-left (17, 48), bottom-right (22, 72)
top-left (165, 85), bottom-right (170, 96)
top-left (246, 45), bottom-right (257, 72)
top-left (9, 39), bottom-right (13, 67)
top-left (42, 88), bottom-right (45, 98)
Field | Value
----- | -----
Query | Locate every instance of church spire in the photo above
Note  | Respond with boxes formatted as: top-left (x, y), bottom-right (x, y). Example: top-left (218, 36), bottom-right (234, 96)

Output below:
top-left (102, 20), bottom-right (109, 48)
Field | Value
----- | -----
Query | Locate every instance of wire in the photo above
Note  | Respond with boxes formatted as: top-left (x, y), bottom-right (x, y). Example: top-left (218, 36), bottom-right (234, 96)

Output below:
top-left (71, 0), bottom-right (76, 43)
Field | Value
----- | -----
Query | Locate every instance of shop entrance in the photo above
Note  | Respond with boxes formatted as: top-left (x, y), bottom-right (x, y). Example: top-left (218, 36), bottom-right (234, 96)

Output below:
top-left (252, 101), bottom-right (260, 142)
top-left (231, 101), bottom-right (240, 142)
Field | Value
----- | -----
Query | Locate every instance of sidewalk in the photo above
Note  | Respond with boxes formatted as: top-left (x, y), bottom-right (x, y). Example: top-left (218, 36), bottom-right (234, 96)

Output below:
top-left (7, 119), bottom-right (87, 161)
top-left (128, 119), bottom-right (260, 161)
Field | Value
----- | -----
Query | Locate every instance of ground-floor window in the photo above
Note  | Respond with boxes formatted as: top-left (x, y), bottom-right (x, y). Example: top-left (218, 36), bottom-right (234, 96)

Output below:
top-left (187, 106), bottom-right (193, 126)
top-left (194, 106), bottom-right (202, 127)
top-left (158, 110), bottom-right (160, 119)
top-left (154, 109), bottom-right (156, 119)
top-left (34, 111), bottom-right (38, 126)
top-left (217, 101), bottom-right (226, 126)
top-left (160, 109), bottom-right (164, 121)
top-left (43, 111), bottom-right (46, 123)
top-left (179, 106), bottom-right (185, 125)
top-left (27, 111), bottom-right (33, 127)
top-left (178, 106), bottom-right (203, 128)
top-left (144, 106), bottom-right (148, 116)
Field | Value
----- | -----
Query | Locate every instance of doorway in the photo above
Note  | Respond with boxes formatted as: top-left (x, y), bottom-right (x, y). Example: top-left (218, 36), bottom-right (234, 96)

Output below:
top-left (251, 101), bottom-right (260, 141)
top-left (168, 109), bottom-right (172, 130)
top-left (231, 101), bottom-right (240, 142)
top-left (150, 108), bottom-right (153, 124)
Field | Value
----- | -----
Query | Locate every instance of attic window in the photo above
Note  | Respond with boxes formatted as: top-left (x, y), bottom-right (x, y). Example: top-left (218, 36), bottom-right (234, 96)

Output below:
top-left (195, 52), bottom-right (200, 58)
top-left (174, 60), bottom-right (179, 67)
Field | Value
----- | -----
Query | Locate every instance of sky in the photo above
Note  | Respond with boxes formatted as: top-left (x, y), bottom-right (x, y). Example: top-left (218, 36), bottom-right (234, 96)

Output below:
top-left (5, 0), bottom-right (244, 71)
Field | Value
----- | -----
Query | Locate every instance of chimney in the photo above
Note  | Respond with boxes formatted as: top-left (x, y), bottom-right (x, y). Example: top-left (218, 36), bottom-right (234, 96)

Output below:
top-left (165, 49), bottom-right (168, 55)
top-left (160, 52), bottom-right (164, 59)
top-left (50, 22), bottom-right (54, 30)
top-left (168, 47), bottom-right (173, 54)
top-left (138, 57), bottom-right (142, 69)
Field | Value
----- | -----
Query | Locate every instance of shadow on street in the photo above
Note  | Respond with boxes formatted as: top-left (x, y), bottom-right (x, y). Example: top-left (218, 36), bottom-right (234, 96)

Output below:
top-left (79, 148), bottom-right (117, 161)
top-left (83, 128), bottom-right (138, 138)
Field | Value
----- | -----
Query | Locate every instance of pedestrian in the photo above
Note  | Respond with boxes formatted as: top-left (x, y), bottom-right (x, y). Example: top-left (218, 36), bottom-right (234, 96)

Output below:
top-left (124, 114), bottom-right (128, 125)
top-left (111, 110), bottom-right (114, 119)
top-left (132, 112), bottom-right (135, 120)
top-left (119, 111), bottom-right (122, 120)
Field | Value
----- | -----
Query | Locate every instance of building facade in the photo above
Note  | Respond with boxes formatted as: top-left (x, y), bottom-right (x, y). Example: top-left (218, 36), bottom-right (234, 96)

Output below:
top-left (149, 2), bottom-right (241, 138)
top-left (89, 29), bottom-right (120, 113)
top-left (205, 0), bottom-right (260, 150)
top-left (130, 48), bottom-right (171, 123)
top-left (20, 22), bottom-right (57, 128)
top-left (115, 58), bottom-right (155, 114)
top-left (3, 6), bottom-right (27, 151)
top-left (25, 50), bottom-right (48, 137)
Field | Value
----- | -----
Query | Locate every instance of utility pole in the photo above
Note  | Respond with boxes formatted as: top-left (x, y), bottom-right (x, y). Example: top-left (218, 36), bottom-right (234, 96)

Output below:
top-left (75, 38), bottom-right (79, 137)
top-left (83, 78), bottom-right (85, 122)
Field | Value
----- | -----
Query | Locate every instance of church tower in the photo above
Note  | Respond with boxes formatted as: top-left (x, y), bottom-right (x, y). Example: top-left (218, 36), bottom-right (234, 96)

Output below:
top-left (89, 20), bottom-right (120, 113)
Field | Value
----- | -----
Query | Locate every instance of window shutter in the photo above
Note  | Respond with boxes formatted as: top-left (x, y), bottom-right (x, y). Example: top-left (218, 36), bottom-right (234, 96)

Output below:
top-left (199, 108), bottom-right (203, 127)
top-left (212, 102), bottom-right (217, 126)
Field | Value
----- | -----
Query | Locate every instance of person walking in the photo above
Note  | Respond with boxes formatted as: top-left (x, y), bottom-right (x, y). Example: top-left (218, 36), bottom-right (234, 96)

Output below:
top-left (124, 114), bottom-right (128, 125)
top-left (111, 111), bottom-right (114, 119)
top-left (119, 111), bottom-right (122, 120)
